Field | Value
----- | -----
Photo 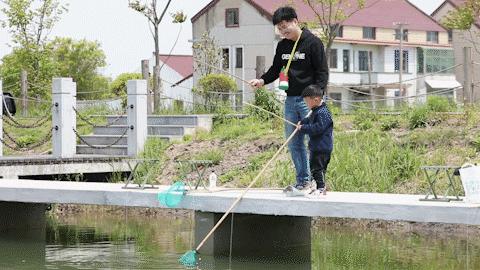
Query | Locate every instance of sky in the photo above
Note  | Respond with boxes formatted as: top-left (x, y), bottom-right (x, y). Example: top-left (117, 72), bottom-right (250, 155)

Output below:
top-left (0, 0), bottom-right (444, 79)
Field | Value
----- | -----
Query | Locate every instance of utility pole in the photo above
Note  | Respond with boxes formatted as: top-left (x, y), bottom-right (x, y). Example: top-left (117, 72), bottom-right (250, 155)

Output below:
top-left (394, 22), bottom-right (408, 98)
top-left (141, 59), bottom-right (152, 114)
top-left (464, 47), bottom-right (472, 105)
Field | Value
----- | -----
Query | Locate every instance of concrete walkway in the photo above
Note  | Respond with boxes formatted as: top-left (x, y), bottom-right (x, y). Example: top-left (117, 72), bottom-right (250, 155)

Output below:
top-left (0, 179), bottom-right (479, 225)
top-left (0, 155), bottom-right (133, 179)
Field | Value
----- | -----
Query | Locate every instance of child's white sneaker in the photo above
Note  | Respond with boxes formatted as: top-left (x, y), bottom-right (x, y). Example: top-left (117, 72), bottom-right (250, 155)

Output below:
top-left (307, 188), bottom-right (327, 198)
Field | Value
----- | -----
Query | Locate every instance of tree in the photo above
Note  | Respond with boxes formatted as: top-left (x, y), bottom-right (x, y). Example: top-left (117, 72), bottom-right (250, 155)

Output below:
top-left (0, 46), bottom-right (56, 98)
top-left (128, 0), bottom-right (186, 112)
top-left (0, 0), bottom-right (67, 96)
top-left (110, 72), bottom-right (143, 96)
top-left (303, 0), bottom-right (369, 65)
top-left (110, 72), bottom-right (143, 107)
top-left (50, 37), bottom-right (109, 99)
top-left (192, 31), bottom-right (223, 77)
top-left (442, 0), bottom-right (480, 31)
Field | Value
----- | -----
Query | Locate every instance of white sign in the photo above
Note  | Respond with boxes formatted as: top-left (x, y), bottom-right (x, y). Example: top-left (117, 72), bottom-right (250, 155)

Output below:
top-left (460, 165), bottom-right (480, 203)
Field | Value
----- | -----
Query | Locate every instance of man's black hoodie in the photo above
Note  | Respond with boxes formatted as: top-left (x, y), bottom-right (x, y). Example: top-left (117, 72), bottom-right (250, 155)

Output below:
top-left (261, 28), bottom-right (329, 96)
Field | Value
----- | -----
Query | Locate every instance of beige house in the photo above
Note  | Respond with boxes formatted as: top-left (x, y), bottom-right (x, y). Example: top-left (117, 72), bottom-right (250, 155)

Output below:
top-left (432, 0), bottom-right (480, 103)
top-left (192, 0), bottom-right (458, 108)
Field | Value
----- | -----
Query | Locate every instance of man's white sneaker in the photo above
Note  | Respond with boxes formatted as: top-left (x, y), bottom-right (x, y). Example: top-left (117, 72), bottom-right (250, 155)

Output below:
top-left (285, 186), bottom-right (305, 197)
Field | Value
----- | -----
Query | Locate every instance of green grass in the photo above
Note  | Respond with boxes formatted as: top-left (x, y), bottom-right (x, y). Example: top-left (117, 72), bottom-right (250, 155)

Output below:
top-left (192, 148), bottom-right (224, 165)
top-left (130, 138), bottom-right (171, 185)
top-left (329, 130), bottom-right (422, 193)
top-left (193, 115), bottom-right (283, 142)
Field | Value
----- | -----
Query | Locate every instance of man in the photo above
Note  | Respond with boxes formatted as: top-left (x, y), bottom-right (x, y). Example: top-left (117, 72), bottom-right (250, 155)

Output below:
top-left (249, 6), bottom-right (329, 191)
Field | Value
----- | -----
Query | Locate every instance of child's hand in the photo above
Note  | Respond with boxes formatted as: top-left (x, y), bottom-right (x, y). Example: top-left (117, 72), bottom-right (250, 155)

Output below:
top-left (296, 121), bottom-right (302, 131)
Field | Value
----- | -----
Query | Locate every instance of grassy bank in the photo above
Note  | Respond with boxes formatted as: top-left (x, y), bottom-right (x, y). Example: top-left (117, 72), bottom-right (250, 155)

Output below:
top-left (139, 97), bottom-right (480, 195)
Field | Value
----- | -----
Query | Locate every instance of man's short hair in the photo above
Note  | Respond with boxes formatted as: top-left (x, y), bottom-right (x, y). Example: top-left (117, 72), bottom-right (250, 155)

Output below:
top-left (302, 84), bottom-right (324, 98)
top-left (272, 6), bottom-right (297, 25)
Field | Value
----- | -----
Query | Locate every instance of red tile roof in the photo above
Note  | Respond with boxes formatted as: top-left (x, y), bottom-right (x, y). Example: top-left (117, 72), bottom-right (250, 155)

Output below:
top-left (158, 54), bottom-right (193, 78)
top-left (193, 0), bottom-right (447, 32)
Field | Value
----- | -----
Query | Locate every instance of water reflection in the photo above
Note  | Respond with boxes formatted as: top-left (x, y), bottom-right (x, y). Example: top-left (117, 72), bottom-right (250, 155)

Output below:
top-left (0, 210), bottom-right (479, 269)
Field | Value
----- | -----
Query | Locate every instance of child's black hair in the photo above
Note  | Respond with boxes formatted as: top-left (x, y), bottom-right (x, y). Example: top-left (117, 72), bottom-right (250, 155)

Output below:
top-left (302, 84), bottom-right (324, 98)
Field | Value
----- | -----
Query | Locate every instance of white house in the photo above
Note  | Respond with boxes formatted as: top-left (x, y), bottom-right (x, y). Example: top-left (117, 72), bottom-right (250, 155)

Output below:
top-left (432, 0), bottom-right (480, 103)
top-left (157, 54), bottom-right (194, 110)
top-left (191, 0), bottom-right (459, 109)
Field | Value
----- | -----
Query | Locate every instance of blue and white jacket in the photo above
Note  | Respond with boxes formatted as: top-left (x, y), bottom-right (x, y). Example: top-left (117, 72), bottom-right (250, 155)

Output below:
top-left (299, 103), bottom-right (333, 153)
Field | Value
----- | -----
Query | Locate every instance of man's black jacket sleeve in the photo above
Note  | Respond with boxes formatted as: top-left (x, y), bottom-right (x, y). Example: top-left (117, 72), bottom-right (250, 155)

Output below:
top-left (261, 45), bottom-right (282, 84)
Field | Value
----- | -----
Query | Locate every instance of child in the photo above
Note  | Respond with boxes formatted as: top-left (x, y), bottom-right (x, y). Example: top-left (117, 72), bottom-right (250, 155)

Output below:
top-left (296, 84), bottom-right (333, 196)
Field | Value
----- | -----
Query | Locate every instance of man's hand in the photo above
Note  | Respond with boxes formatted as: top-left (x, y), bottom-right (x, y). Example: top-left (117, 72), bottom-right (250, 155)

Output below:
top-left (249, 79), bottom-right (264, 89)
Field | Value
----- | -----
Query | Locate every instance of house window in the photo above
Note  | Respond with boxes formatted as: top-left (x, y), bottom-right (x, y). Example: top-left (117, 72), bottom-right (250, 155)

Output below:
top-left (448, 30), bottom-right (453, 43)
top-left (235, 47), bottom-right (243, 68)
top-left (395, 29), bottom-right (408, 41)
top-left (226, 8), bottom-right (239, 27)
top-left (427, 31), bottom-right (439, 43)
top-left (394, 50), bottom-right (409, 72)
top-left (222, 48), bottom-right (230, 70)
top-left (358, 51), bottom-right (370, 71)
top-left (363, 27), bottom-right (376, 39)
top-left (330, 49), bottom-right (338, 69)
top-left (343, 50), bottom-right (350, 72)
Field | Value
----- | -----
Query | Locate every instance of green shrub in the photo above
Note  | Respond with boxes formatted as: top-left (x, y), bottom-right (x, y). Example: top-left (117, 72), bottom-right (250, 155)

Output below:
top-left (109, 73), bottom-right (143, 108)
top-left (249, 87), bottom-right (282, 120)
top-left (426, 95), bottom-right (455, 112)
top-left (195, 74), bottom-right (238, 113)
top-left (379, 117), bottom-right (400, 131)
top-left (110, 73), bottom-right (143, 96)
top-left (407, 105), bottom-right (430, 129)
top-left (471, 135), bottom-right (480, 152)
top-left (353, 108), bottom-right (377, 130)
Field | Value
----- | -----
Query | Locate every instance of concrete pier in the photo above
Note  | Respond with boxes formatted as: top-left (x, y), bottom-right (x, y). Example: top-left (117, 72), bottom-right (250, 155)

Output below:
top-left (195, 212), bottom-right (311, 263)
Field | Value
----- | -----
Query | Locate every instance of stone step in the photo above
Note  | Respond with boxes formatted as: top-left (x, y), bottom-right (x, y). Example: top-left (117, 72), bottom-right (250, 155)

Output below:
top-left (93, 125), bottom-right (197, 136)
top-left (80, 135), bottom-right (128, 146)
top-left (76, 145), bottom-right (127, 156)
top-left (105, 115), bottom-right (212, 130)
top-left (78, 134), bottom-right (182, 146)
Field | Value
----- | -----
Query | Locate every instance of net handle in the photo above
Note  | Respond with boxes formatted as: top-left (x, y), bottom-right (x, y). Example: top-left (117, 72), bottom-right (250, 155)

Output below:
top-left (194, 110), bottom-right (312, 252)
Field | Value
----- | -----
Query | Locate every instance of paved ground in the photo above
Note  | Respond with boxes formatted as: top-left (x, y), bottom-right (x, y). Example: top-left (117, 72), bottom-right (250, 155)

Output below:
top-left (0, 179), bottom-right (479, 225)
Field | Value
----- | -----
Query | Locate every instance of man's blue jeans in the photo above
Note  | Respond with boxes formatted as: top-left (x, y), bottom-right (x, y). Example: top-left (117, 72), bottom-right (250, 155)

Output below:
top-left (284, 96), bottom-right (310, 185)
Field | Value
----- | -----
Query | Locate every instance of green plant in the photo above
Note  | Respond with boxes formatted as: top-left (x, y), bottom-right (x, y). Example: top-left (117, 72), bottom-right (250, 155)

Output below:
top-left (249, 87), bottom-right (282, 120)
top-left (134, 138), bottom-right (171, 185)
top-left (471, 135), bottom-right (480, 152)
top-left (328, 130), bottom-right (422, 193)
top-left (353, 108), bottom-right (377, 130)
top-left (195, 73), bottom-right (238, 113)
top-left (192, 149), bottom-right (224, 165)
top-left (110, 73), bottom-right (143, 107)
top-left (407, 105), bottom-right (430, 129)
top-left (326, 101), bottom-right (341, 116)
top-left (426, 95), bottom-right (455, 112)
top-left (379, 117), bottom-right (400, 131)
